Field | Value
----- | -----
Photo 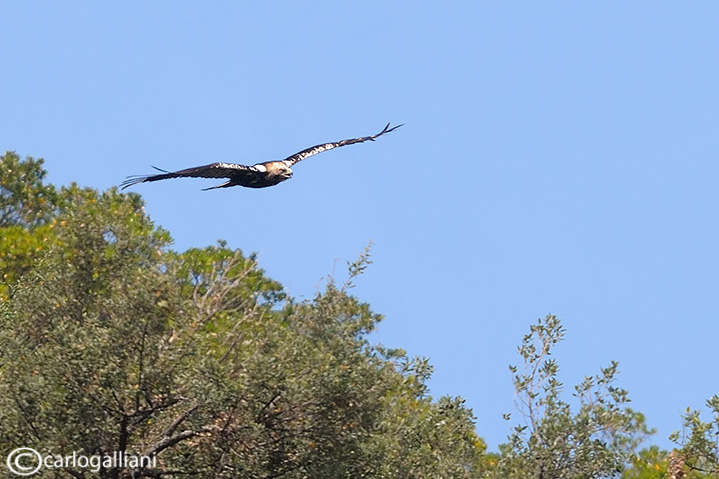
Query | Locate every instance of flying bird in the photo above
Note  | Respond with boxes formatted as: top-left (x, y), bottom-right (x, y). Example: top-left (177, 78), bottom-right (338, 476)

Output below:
top-left (120, 123), bottom-right (402, 191)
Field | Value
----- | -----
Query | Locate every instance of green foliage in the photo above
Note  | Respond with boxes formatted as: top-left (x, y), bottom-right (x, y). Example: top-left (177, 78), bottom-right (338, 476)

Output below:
top-left (0, 151), bottom-right (58, 228)
top-left (670, 396), bottom-right (719, 477)
top-left (16, 151), bottom-right (713, 479)
top-left (622, 447), bottom-right (670, 479)
top-left (0, 187), bottom-right (181, 460)
top-left (622, 446), bottom-right (717, 479)
top-left (0, 155), bottom-right (486, 478)
top-left (0, 152), bottom-right (60, 298)
top-left (492, 315), bottom-right (652, 479)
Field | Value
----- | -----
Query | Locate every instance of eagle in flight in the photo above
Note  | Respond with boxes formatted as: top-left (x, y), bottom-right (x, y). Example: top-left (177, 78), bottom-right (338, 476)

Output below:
top-left (121, 123), bottom-right (402, 191)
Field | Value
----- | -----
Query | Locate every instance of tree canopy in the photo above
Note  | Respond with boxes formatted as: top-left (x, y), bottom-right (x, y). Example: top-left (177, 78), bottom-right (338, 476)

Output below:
top-left (0, 151), bottom-right (716, 479)
top-left (0, 152), bottom-right (484, 478)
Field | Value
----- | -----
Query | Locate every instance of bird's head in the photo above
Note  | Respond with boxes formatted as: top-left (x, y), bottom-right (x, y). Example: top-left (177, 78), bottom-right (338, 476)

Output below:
top-left (279, 165), bottom-right (293, 180)
top-left (260, 161), bottom-right (294, 184)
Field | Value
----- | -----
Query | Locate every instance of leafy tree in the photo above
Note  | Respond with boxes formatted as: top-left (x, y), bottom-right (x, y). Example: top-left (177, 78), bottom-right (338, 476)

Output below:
top-left (0, 151), bottom-right (58, 228)
top-left (492, 315), bottom-right (652, 479)
top-left (669, 396), bottom-right (719, 477)
top-left (0, 152), bottom-right (59, 298)
top-left (624, 396), bottom-right (719, 479)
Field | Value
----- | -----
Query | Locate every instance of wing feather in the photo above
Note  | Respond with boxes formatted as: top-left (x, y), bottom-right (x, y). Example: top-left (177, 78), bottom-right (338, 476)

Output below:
top-left (278, 123), bottom-right (403, 168)
top-left (120, 162), bottom-right (254, 189)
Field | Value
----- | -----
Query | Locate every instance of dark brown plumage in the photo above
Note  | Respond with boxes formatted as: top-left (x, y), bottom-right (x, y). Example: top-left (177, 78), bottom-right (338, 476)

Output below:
top-left (120, 123), bottom-right (402, 191)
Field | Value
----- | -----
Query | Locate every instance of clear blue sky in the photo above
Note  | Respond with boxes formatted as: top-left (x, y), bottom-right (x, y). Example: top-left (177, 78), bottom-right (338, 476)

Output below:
top-left (3, 2), bottom-right (718, 451)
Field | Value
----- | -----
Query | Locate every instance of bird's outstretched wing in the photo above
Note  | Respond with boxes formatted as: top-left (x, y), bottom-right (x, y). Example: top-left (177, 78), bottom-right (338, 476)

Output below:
top-left (120, 162), bottom-right (257, 190)
top-left (279, 122), bottom-right (403, 168)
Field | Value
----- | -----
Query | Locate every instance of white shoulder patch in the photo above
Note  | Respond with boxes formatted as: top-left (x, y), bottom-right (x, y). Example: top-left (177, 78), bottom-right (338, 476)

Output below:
top-left (214, 162), bottom-right (249, 170)
top-left (253, 164), bottom-right (267, 172)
